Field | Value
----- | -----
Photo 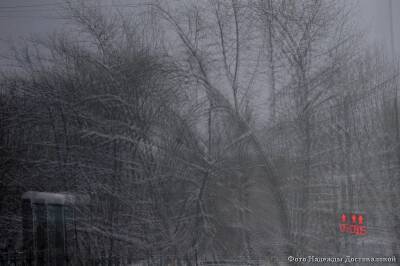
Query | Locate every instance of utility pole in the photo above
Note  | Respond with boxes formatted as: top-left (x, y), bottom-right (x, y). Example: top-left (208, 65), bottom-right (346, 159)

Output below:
top-left (388, 0), bottom-right (399, 172)
top-left (388, 0), bottom-right (399, 151)
top-left (389, 0), bottom-right (395, 58)
top-left (388, 0), bottom-right (400, 262)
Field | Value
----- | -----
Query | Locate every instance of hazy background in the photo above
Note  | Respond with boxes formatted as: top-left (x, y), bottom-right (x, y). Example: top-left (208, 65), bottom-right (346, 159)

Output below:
top-left (1, 0), bottom-right (400, 263)
top-left (0, 0), bottom-right (399, 62)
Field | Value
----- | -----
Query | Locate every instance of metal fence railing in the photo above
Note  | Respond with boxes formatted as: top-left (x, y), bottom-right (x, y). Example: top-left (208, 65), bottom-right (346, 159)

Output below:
top-left (0, 251), bottom-right (274, 266)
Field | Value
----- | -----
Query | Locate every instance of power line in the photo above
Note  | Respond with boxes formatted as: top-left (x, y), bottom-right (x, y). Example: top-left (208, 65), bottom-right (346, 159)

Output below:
top-left (0, 9), bottom-right (63, 14)
top-left (0, 15), bottom-right (67, 20)
top-left (0, 2), bottom-right (144, 10)
top-left (0, 3), bottom-right (62, 9)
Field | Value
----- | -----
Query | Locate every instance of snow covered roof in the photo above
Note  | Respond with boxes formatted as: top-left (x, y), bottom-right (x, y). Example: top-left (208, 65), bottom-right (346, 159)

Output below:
top-left (22, 191), bottom-right (87, 205)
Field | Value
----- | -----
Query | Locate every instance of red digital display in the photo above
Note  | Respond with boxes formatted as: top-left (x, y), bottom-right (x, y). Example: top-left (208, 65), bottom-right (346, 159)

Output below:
top-left (339, 213), bottom-right (367, 236)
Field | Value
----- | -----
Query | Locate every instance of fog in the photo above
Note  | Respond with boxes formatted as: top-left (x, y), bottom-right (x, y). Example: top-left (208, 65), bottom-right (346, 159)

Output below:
top-left (1, 1), bottom-right (400, 265)
top-left (1, 0), bottom-right (400, 58)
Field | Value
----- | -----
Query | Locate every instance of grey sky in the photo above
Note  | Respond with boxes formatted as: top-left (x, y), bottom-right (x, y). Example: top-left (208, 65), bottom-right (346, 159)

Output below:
top-left (0, 0), bottom-right (399, 62)
top-left (0, 1), bottom-right (62, 41)
top-left (357, 0), bottom-right (400, 56)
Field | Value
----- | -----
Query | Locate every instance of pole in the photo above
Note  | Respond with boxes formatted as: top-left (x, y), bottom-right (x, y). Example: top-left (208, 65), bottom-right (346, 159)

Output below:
top-left (389, 0), bottom-right (395, 58)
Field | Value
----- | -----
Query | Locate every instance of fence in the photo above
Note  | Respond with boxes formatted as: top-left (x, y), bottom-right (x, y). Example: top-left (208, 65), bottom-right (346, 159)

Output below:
top-left (0, 251), bottom-right (275, 266)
